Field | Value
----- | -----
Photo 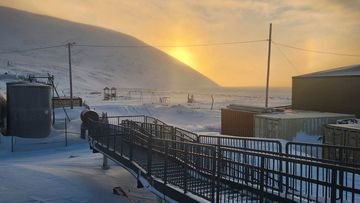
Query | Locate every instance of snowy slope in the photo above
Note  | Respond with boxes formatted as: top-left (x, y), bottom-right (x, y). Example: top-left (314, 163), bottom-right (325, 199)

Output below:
top-left (0, 6), bottom-right (217, 92)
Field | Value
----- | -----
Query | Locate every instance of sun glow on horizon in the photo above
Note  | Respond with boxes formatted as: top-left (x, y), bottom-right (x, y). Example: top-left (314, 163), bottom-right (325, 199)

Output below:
top-left (168, 47), bottom-right (196, 68)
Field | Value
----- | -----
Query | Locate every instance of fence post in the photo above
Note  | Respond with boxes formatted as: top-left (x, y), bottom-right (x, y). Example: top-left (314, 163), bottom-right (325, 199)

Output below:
top-left (65, 118), bottom-right (68, 147)
top-left (129, 123), bottom-right (134, 162)
top-left (216, 145), bottom-right (221, 203)
top-left (259, 156), bottom-right (265, 203)
top-left (147, 131), bottom-right (152, 177)
top-left (120, 126), bottom-right (124, 156)
top-left (338, 148), bottom-right (344, 200)
top-left (11, 135), bottom-right (14, 152)
top-left (183, 144), bottom-right (188, 193)
top-left (164, 141), bottom-right (168, 185)
top-left (107, 124), bottom-right (110, 150)
top-left (211, 147), bottom-right (216, 203)
top-left (331, 168), bottom-right (337, 203)
top-left (278, 142), bottom-right (283, 192)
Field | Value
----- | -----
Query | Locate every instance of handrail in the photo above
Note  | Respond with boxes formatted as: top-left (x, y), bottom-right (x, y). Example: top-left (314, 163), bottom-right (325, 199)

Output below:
top-left (86, 115), bottom-right (360, 203)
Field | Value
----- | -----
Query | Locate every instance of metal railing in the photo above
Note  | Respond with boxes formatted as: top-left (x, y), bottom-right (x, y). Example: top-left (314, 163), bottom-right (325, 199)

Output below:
top-left (86, 115), bottom-right (360, 203)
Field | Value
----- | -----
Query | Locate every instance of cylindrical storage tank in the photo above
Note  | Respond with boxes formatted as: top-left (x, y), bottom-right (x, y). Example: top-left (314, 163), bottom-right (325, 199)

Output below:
top-left (0, 93), bottom-right (6, 128)
top-left (6, 82), bottom-right (52, 138)
top-left (80, 109), bottom-right (99, 128)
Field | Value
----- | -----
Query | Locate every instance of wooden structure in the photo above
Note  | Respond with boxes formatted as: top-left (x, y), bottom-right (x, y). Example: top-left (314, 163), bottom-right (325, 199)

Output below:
top-left (103, 87), bottom-right (110, 100)
top-left (53, 97), bottom-right (83, 108)
top-left (221, 105), bottom-right (269, 137)
top-left (187, 94), bottom-right (194, 103)
top-left (159, 97), bottom-right (170, 105)
top-left (292, 64), bottom-right (360, 117)
top-left (110, 87), bottom-right (117, 99)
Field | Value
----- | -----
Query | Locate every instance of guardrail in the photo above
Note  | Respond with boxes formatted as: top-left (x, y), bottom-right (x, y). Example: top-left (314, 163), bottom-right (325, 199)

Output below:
top-left (86, 116), bottom-right (360, 203)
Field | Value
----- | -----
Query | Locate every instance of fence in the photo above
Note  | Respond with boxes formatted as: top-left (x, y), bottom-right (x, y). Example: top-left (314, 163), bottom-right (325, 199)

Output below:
top-left (86, 116), bottom-right (360, 203)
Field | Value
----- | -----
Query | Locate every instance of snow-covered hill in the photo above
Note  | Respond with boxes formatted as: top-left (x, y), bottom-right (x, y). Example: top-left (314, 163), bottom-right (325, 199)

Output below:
top-left (0, 6), bottom-right (217, 93)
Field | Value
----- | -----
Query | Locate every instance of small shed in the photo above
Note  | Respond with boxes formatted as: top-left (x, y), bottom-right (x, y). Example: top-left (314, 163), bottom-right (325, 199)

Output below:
top-left (292, 64), bottom-right (360, 117)
top-left (221, 105), bottom-right (270, 137)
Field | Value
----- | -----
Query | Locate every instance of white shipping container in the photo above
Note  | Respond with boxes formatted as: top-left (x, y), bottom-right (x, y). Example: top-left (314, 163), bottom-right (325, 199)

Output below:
top-left (254, 110), bottom-right (354, 140)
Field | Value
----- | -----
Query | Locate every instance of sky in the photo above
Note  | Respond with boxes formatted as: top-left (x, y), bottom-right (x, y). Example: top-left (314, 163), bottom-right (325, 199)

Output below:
top-left (0, 0), bottom-right (359, 87)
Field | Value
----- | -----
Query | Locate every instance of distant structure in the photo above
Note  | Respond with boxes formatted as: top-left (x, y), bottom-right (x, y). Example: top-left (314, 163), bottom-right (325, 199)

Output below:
top-left (292, 64), bottom-right (360, 117)
top-left (103, 87), bottom-right (110, 100)
top-left (159, 97), bottom-right (170, 105)
top-left (187, 94), bottom-right (195, 103)
top-left (110, 87), bottom-right (117, 99)
top-left (103, 87), bottom-right (117, 100)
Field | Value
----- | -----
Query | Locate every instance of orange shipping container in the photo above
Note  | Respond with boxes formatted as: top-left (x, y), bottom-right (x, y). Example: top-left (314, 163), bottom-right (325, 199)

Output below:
top-left (221, 107), bottom-right (259, 137)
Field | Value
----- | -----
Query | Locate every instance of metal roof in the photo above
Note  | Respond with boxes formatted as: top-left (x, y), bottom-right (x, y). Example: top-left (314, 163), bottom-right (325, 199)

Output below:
top-left (293, 64), bottom-right (360, 78)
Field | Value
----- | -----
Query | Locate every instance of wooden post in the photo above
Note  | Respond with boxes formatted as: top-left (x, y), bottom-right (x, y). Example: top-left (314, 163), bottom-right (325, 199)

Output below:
top-left (211, 94), bottom-right (214, 110)
top-left (67, 42), bottom-right (74, 109)
top-left (265, 23), bottom-right (272, 108)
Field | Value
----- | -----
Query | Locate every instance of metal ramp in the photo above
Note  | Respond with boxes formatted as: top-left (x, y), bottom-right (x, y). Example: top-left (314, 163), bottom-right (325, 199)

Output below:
top-left (87, 115), bottom-right (360, 203)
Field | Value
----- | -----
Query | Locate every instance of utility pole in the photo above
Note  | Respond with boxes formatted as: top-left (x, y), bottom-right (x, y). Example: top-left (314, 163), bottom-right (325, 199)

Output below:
top-left (265, 23), bottom-right (272, 108)
top-left (67, 42), bottom-right (75, 109)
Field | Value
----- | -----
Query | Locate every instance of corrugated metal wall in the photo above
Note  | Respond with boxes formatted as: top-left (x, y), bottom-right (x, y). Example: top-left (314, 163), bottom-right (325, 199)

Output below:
top-left (221, 108), bottom-right (256, 137)
top-left (254, 115), bottom-right (352, 140)
top-left (324, 125), bottom-right (360, 147)
top-left (292, 76), bottom-right (360, 117)
top-left (323, 124), bottom-right (360, 162)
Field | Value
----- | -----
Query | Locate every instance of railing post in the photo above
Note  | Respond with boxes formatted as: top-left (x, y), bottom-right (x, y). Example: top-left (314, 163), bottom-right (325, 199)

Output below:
top-left (129, 124), bottom-right (134, 162)
top-left (64, 118), bottom-right (68, 147)
top-left (338, 148), bottom-right (344, 200)
top-left (164, 141), bottom-right (168, 185)
top-left (259, 156), bottom-right (265, 203)
top-left (183, 144), bottom-right (188, 193)
top-left (331, 168), bottom-right (337, 203)
top-left (107, 124), bottom-right (110, 150)
top-left (211, 147), bottom-right (216, 203)
top-left (120, 126), bottom-right (124, 156)
top-left (147, 131), bottom-right (152, 177)
top-left (216, 145), bottom-right (221, 203)
top-left (278, 144), bottom-right (283, 192)
top-left (285, 143), bottom-right (289, 195)
top-left (172, 127), bottom-right (177, 157)
top-left (243, 140), bottom-right (249, 184)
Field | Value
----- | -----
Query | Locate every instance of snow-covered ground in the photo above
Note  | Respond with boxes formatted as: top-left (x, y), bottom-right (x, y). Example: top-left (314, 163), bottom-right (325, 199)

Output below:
top-left (0, 85), bottom-right (292, 203)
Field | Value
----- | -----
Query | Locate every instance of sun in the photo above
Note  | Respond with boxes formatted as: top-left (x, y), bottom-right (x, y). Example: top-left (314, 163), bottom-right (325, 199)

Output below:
top-left (168, 47), bottom-right (194, 68)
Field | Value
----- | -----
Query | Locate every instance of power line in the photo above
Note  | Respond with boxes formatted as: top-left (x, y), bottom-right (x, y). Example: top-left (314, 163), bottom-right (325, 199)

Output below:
top-left (273, 43), bottom-right (299, 73)
top-left (74, 39), bottom-right (268, 48)
top-left (0, 44), bottom-right (65, 55)
top-left (272, 41), bottom-right (360, 57)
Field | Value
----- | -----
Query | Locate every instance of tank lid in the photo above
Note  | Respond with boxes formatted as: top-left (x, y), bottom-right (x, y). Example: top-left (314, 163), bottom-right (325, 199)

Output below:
top-left (7, 82), bottom-right (51, 88)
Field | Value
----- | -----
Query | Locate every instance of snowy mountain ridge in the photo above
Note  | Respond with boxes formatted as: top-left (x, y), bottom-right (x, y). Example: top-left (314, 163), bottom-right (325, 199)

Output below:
top-left (0, 6), bottom-right (217, 93)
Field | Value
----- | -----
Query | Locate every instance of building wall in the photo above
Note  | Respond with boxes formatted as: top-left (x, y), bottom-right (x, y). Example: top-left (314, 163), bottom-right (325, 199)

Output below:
top-left (221, 108), bottom-right (256, 137)
top-left (292, 76), bottom-right (360, 117)
top-left (254, 115), bottom-right (352, 140)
